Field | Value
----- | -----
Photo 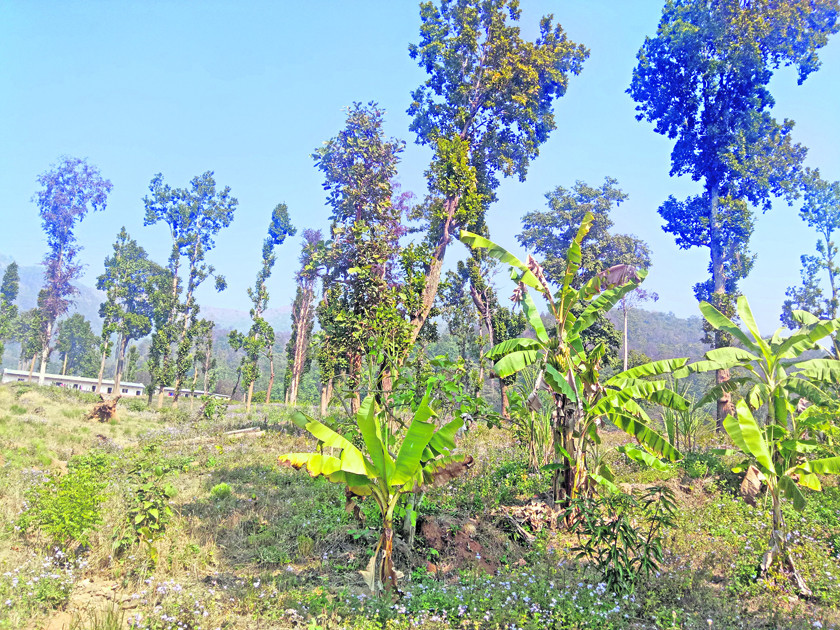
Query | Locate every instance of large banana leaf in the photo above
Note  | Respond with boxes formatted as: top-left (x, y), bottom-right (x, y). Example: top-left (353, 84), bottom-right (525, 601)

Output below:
top-left (354, 397), bottom-right (391, 480)
top-left (609, 411), bottom-right (682, 462)
top-left (570, 275), bottom-right (644, 336)
top-left (521, 290), bottom-right (549, 344)
top-left (607, 358), bottom-right (688, 382)
top-left (618, 444), bottom-right (670, 471)
top-left (783, 378), bottom-right (834, 407)
top-left (561, 213), bottom-right (594, 297)
top-left (704, 347), bottom-right (759, 365)
top-left (728, 401), bottom-right (774, 473)
top-left (427, 417), bottom-right (464, 456)
top-left (459, 230), bottom-right (543, 291)
top-left (699, 301), bottom-right (761, 355)
top-left (695, 377), bottom-right (753, 408)
top-left (735, 296), bottom-right (770, 357)
top-left (391, 400), bottom-right (438, 486)
top-left (793, 358), bottom-right (840, 382)
top-left (544, 363), bottom-right (576, 400)
top-left (494, 350), bottom-right (540, 378)
top-left (804, 456), bottom-right (840, 475)
top-left (778, 475), bottom-right (807, 512)
top-left (486, 337), bottom-right (544, 361)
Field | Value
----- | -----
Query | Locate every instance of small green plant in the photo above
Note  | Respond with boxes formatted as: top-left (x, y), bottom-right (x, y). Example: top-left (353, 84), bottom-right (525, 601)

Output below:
top-left (18, 466), bottom-right (107, 549)
top-left (210, 482), bottom-right (233, 500)
top-left (564, 485), bottom-right (677, 594)
top-left (200, 396), bottom-right (227, 423)
top-left (125, 398), bottom-right (147, 412)
top-left (10, 404), bottom-right (26, 415)
top-left (112, 466), bottom-right (176, 564)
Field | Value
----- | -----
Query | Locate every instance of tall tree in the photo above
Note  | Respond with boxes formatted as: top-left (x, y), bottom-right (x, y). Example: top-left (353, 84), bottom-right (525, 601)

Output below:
top-left (405, 0), bottom-right (588, 344)
top-left (517, 178), bottom-right (652, 366)
top-left (629, 0), bottom-right (839, 422)
top-left (144, 171), bottom-right (237, 406)
top-left (96, 228), bottom-right (158, 395)
top-left (231, 203), bottom-right (296, 412)
top-left (285, 229), bottom-right (322, 406)
top-left (618, 288), bottom-right (659, 372)
top-left (32, 156), bottom-right (112, 385)
top-left (16, 307), bottom-right (45, 379)
top-left (313, 103), bottom-right (411, 413)
top-left (55, 314), bottom-right (99, 378)
top-left (0, 263), bottom-right (20, 364)
top-left (782, 171), bottom-right (840, 358)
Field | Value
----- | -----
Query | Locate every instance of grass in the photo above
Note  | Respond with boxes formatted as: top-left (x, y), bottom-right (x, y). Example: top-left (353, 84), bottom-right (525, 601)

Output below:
top-left (0, 381), bottom-right (838, 629)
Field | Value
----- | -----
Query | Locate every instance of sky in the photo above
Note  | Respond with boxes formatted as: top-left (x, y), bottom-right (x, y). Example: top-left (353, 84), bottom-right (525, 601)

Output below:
top-left (1, 1), bottom-right (839, 334)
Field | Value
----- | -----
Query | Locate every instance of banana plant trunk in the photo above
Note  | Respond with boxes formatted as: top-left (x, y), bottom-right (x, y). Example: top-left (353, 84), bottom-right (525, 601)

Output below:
top-left (763, 488), bottom-right (811, 596)
top-left (381, 523), bottom-right (398, 593)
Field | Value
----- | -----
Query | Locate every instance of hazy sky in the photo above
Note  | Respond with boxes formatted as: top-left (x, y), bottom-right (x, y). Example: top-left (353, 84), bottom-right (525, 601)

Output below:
top-left (1, 1), bottom-right (838, 333)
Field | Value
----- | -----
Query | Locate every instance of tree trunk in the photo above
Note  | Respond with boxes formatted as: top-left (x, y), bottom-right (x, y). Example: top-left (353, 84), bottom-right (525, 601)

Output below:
top-left (500, 380), bottom-right (509, 418)
top-left (762, 490), bottom-right (811, 596)
top-left (190, 367), bottom-right (199, 411)
top-left (246, 380), bottom-right (254, 414)
top-left (707, 184), bottom-right (734, 429)
top-left (28, 353), bottom-right (37, 382)
top-left (38, 319), bottom-right (53, 385)
top-left (380, 524), bottom-right (398, 593)
top-left (96, 340), bottom-right (108, 394)
top-left (319, 378), bottom-right (333, 416)
top-left (157, 385), bottom-right (166, 409)
top-left (265, 352), bottom-right (275, 404)
top-left (407, 195), bottom-right (461, 347)
top-left (113, 335), bottom-right (128, 397)
top-left (623, 300), bottom-right (629, 372)
top-left (289, 286), bottom-right (314, 406)
top-left (61, 353), bottom-right (68, 376)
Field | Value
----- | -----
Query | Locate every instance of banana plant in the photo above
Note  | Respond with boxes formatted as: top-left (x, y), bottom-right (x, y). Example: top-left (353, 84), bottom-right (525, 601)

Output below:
top-left (723, 400), bottom-right (840, 595)
top-left (679, 296), bottom-right (840, 424)
top-left (279, 394), bottom-right (471, 594)
top-left (461, 213), bottom-right (685, 504)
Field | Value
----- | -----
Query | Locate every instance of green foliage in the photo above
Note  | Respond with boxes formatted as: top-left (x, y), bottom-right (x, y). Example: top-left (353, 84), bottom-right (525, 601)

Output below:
top-left (461, 214), bottom-right (685, 503)
top-left (280, 393), bottom-right (472, 592)
top-left (0, 261), bottom-right (20, 361)
top-left (210, 482), bottom-right (233, 500)
top-left (564, 485), bottom-right (677, 594)
top-left (55, 313), bottom-right (100, 377)
top-left (112, 465), bottom-right (176, 565)
top-left (18, 465), bottom-right (107, 548)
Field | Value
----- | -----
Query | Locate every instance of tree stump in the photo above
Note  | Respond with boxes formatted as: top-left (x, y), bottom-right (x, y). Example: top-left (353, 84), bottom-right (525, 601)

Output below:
top-left (89, 395), bottom-right (120, 422)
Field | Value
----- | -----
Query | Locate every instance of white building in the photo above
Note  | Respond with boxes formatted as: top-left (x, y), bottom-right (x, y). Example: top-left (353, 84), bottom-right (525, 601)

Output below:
top-left (1, 368), bottom-right (145, 396)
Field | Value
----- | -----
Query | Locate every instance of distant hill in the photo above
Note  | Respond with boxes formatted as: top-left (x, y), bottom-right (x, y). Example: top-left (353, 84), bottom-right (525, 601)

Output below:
top-left (0, 254), bottom-right (292, 334)
top-left (605, 308), bottom-right (708, 361)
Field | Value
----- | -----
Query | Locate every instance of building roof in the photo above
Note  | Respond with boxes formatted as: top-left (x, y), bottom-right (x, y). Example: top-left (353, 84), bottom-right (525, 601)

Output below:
top-left (1, 368), bottom-right (144, 389)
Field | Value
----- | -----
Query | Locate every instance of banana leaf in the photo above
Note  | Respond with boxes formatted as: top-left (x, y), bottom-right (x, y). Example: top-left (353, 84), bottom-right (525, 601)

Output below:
top-left (459, 230), bottom-right (543, 291)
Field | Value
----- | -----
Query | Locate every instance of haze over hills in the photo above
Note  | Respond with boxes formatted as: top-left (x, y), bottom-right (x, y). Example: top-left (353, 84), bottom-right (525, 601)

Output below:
top-left (0, 255), bottom-right (292, 334)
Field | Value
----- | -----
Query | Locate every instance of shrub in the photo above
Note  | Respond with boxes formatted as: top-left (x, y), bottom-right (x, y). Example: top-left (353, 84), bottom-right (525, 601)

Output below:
top-left (112, 466), bottom-right (176, 565)
top-left (18, 467), bottom-right (107, 549)
top-left (210, 482), bottom-right (233, 500)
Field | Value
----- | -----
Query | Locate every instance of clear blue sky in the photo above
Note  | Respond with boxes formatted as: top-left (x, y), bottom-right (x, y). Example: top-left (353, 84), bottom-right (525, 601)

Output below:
top-left (1, 1), bottom-right (838, 333)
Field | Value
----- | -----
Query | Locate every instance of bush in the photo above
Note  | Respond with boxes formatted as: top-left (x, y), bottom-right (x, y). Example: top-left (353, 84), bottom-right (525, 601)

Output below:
top-left (125, 398), bottom-right (148, 412)
top-left (113, 466), bottom-right (176, 565)
top-left (18, 467), bottom-right (107, 548)
top-left (210, 482), bottom-right (233, 500)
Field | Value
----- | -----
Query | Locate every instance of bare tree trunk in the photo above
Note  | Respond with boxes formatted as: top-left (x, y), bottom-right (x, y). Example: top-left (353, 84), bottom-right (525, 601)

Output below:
top-left (96, 341), bottom-right (108, 393)
top-left (246, 380), bottom-right (254, 414)
top-left (265, 352), bottom-right (275, 404)
top-left (113, 335), bottom-right (128, 397)
top-left (38, 320), bottom-right (53, 385)
top-left (190, 367), bottom-right (199, 411)
top-left (320, 378), bottom-right (333, 416)
top-left (708, 184), bottom-right (734, 429)
top-left (61, 353), bottom-right (68, 376)
top-left (408, 195), bottom-right (461, 347)
top-left (157, 385), bottom-right (166, 409)
top-left (28, 353), bottom-right (37, 382)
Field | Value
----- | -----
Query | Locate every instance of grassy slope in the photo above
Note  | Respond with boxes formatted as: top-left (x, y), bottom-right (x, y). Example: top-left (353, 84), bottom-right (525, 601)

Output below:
top-left (0, 383), bottom-right (838, 630)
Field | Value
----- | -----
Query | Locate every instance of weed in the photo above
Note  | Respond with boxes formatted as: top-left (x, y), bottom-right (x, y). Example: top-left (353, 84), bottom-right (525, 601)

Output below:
top-left (210, 482), bottom-right (232, 500)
